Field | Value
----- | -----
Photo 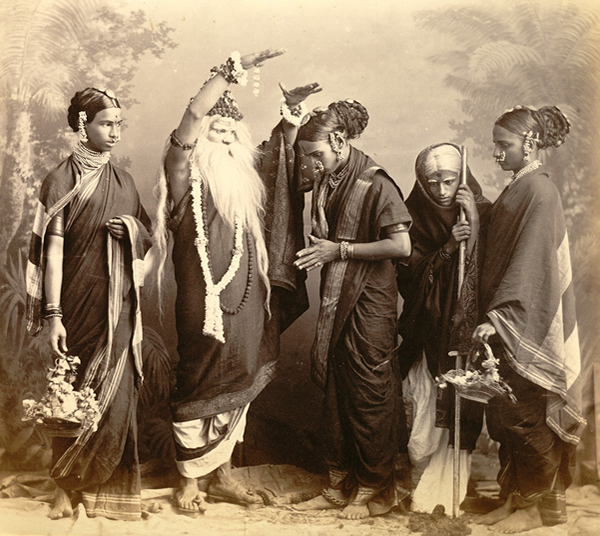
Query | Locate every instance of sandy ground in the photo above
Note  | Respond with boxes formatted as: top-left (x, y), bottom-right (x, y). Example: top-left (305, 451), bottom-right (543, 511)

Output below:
top-left (1, 464), bottom-right (599, 536)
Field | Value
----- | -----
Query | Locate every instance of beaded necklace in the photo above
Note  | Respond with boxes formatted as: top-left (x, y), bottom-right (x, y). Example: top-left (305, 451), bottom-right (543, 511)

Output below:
top-left (73, 142), bottom-right (110, 170)
top-left (509, 160), bottom-right (542, 188)
top-left (189, 161), bottom-right (244, 343)
top-left (328, 164), bottom-right (349, 190)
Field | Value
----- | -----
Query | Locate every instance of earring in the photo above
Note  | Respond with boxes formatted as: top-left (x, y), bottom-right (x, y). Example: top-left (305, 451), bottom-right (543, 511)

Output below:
top-left (329, 132), bottom-right (345, 161)
top-left (78, 111), bottom-right (88, 142)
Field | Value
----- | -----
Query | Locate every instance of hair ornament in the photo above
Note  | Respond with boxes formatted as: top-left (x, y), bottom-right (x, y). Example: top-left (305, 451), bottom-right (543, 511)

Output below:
top-left (78, 111), bottom-right (88, 142)
top-left (329, 131), bottom-right (345, 161)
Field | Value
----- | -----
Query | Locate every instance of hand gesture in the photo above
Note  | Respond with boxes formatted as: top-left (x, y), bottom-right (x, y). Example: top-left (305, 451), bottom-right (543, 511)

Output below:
top-left (455, 184), bottom-right (478, 222)
top-left (48, 317), bottom-right (68, 357)
top-left (241, 48), bottom-right (286, 70)
top-left (106, 217), bottom-right (126, 240)
top-left (279, 82), bottom-right (322, 107)
top-left (294, 235), bottom-right (339, 271)
top-left (472, 321), bottom-right (497, 343)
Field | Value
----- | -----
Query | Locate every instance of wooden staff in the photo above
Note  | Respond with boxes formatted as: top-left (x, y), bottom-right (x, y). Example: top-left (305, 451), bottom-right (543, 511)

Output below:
top-left (452, 146), bottom-right (468, 518)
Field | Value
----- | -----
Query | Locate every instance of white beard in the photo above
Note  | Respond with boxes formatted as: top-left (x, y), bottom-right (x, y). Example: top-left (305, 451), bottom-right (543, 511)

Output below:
top-left (193, 136), bottom-right (265, 232)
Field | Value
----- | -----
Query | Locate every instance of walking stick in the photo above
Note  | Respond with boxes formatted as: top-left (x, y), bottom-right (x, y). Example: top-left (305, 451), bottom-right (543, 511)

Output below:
top-left (452, 146), bottom-right (468, 518)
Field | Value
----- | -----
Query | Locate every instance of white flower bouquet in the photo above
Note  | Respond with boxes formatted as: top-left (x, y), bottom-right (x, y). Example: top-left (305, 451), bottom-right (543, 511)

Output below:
top-left (437, 343), bottom-right (516, 404)
top-left (22, 355), bottom-right (101, 437)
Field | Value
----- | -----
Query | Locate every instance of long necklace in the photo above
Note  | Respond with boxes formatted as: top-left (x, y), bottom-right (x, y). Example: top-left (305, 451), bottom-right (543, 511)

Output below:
top-left (509, 160), bottom-right (542, 188)
top-left (189, 162), bottom-right (243, 343)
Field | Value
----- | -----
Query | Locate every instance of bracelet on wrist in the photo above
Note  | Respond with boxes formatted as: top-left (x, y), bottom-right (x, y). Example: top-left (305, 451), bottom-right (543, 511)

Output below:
top-left (211, 51), bottom-right (248, 86)
top-left (280, 99), bottom-right (308, 127)
top-left (439, 247), bottom-right (452, 260)
top-left (340, 241), bottom-right (350, 261)
top-left (45, 312), bottom-right (63, 320)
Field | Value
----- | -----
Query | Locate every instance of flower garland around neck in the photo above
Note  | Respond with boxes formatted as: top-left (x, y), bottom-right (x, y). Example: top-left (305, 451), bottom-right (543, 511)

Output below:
top-left (509, 159), bottom-right (541, 188)
top-left (189, 160), bottom-right (244, 343)
top-left (73, 141), bottom-right (111, 170)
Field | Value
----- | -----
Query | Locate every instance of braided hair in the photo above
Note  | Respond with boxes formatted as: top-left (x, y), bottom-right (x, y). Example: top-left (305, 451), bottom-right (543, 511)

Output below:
top-left (495, 105), bottom-right (570, 150)
top-left (67, 88), bottom-right (121, 132)
top-left (298, 99), bottom-right (369, 142)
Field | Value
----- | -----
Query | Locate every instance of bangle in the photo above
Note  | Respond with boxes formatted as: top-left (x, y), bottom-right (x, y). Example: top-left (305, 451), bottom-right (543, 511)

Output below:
top-left (348, 244), bottom-right (354, 259)
top-left (211, 51), bottom-right (248, 86)
top-left (439, 247), bottom-right (452, 260)
top-left (45, 303), bottom-right (61, 309)
top-left (45, 312), bottom-right (63, 320)
top-left (170, 129), bottom-right (197, 151)
top-left (280, 99), bottom-right (308, 127)
top-left (340, 241), bottom-right (350, 261)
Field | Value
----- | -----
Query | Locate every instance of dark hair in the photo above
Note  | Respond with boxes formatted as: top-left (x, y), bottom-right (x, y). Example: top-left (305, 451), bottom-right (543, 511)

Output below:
top-left (297, 99), bottom-right (369, 142)
top-left (495, 105), bottom-right (570, 149)
top-left (67, 88), bottom-right (121, 132)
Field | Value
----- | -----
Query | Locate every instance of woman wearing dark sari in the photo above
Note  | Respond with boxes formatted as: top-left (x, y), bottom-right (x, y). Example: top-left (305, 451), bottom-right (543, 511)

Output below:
top-left (473, 106), bottom-right (584, 533)
top-left (292, 100), bottom-right (412, 519)
top-left (397, 143), bottom-right (490, 512)
top-left (25, 88), bottom-right (152, 520)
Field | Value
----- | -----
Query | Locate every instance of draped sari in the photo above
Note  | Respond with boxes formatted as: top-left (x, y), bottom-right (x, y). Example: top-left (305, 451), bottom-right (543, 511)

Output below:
top-left (26, 154), bottom-right (152, 520)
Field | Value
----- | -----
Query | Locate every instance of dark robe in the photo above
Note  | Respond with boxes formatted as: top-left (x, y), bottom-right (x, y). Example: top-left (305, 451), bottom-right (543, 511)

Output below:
top-left (310, 146), bottom-right (411, 514)
top-left (170, 123), bottom-right (308, 425)
top-left (27, 156), bottom-right (152, 521)
top-left (480, 166), bottom-right (584, 525)
top-left (397, 143), bottom-right (491, 450)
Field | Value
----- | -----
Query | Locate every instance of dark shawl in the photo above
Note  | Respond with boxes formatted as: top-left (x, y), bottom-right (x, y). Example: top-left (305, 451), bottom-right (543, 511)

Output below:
top-left (481, 167), bottom-right (585, 445)
top-left (310, 146), bottom-right (411, 390)
top-left (397, 143), bottom-right (491, 378)
top-left (396, 143), bottom-right (490, 448)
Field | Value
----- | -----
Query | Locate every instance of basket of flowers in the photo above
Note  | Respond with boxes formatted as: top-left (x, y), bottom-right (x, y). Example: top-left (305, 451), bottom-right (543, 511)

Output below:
top-left (22, 355), bottom-right (101, 438)
top-left (437, 343), bottom-right (516, 404)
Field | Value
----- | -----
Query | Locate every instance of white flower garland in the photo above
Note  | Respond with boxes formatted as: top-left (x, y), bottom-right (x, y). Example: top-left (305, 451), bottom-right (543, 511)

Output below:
top-left (189, 161), bottom-right (244, 343)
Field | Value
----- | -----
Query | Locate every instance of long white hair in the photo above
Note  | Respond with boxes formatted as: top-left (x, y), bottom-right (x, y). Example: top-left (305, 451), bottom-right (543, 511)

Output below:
top-left (154, 115), bottom-right (270, 315)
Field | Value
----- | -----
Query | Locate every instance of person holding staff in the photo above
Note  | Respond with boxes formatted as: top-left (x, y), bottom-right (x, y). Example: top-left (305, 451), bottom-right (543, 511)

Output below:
top-left (397, 143), bottom-right (490, 513)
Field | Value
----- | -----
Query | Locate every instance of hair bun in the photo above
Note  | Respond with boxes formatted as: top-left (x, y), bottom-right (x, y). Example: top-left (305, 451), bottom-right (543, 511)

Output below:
top-left (537, 106), bottom-right (570, 148)
top-left (328, 100), bottom-right (369, 139)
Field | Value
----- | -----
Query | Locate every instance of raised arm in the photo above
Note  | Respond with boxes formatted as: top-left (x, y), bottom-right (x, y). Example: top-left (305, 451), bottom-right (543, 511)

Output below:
top-left (278, 82), bottom-right (322, 144)
top-left (165, 48), bottom-right (285, 205)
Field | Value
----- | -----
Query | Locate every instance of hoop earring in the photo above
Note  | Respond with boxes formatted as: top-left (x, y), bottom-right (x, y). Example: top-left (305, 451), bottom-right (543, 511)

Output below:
top-left (78, 111), bottom-right (88, 143)
top-left (329, 132), bottom-right (345, 161)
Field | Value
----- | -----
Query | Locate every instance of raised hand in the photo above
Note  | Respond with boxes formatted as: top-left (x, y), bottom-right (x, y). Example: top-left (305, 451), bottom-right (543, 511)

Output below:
top-left (279, 82), bottom-right (323, 107)
top-left (240, 48), bottom-right (286, 70)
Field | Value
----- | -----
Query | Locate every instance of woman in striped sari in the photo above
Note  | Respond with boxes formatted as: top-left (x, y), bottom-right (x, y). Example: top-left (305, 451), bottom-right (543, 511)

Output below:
top-left (26, 88), bottom-right (152, 520)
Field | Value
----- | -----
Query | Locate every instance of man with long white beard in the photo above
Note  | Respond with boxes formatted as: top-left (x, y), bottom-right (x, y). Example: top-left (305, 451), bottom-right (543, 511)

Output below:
top-left (154, 49), bottom-right (320, 515)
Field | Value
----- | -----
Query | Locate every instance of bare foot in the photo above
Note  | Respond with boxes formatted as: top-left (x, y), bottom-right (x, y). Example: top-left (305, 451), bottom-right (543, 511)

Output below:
top-left (174, 477), bottom-right (207, 516)
top-left (340, 487), bottom-right (377, 520)
top-left (208, 474), bottom-right (263, 507)
top-left (491, 505), bottom-right (543, 534)
top-left (48, 487), bottom-right (73, 520)
top-left (474, 494), bottom-right (514, 525)
top-left (293, 488), bottom-right (347, 511)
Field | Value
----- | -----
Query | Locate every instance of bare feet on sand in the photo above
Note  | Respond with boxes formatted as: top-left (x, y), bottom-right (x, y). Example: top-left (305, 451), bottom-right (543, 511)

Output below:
top-left (207, 472), bottom-right (263, 507)
top-left (292, 488), bottom-right (348, 511)
top-left (491, 504), bottom-right (543, 534)
top-left (174, 477), bottom-right (207, 516)
top-left (340, 487), bottom-right (377, 520)
top-left (48, 487), bottom-right (73, 520)
top-left (474, 494), bottom-right (514, 525)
